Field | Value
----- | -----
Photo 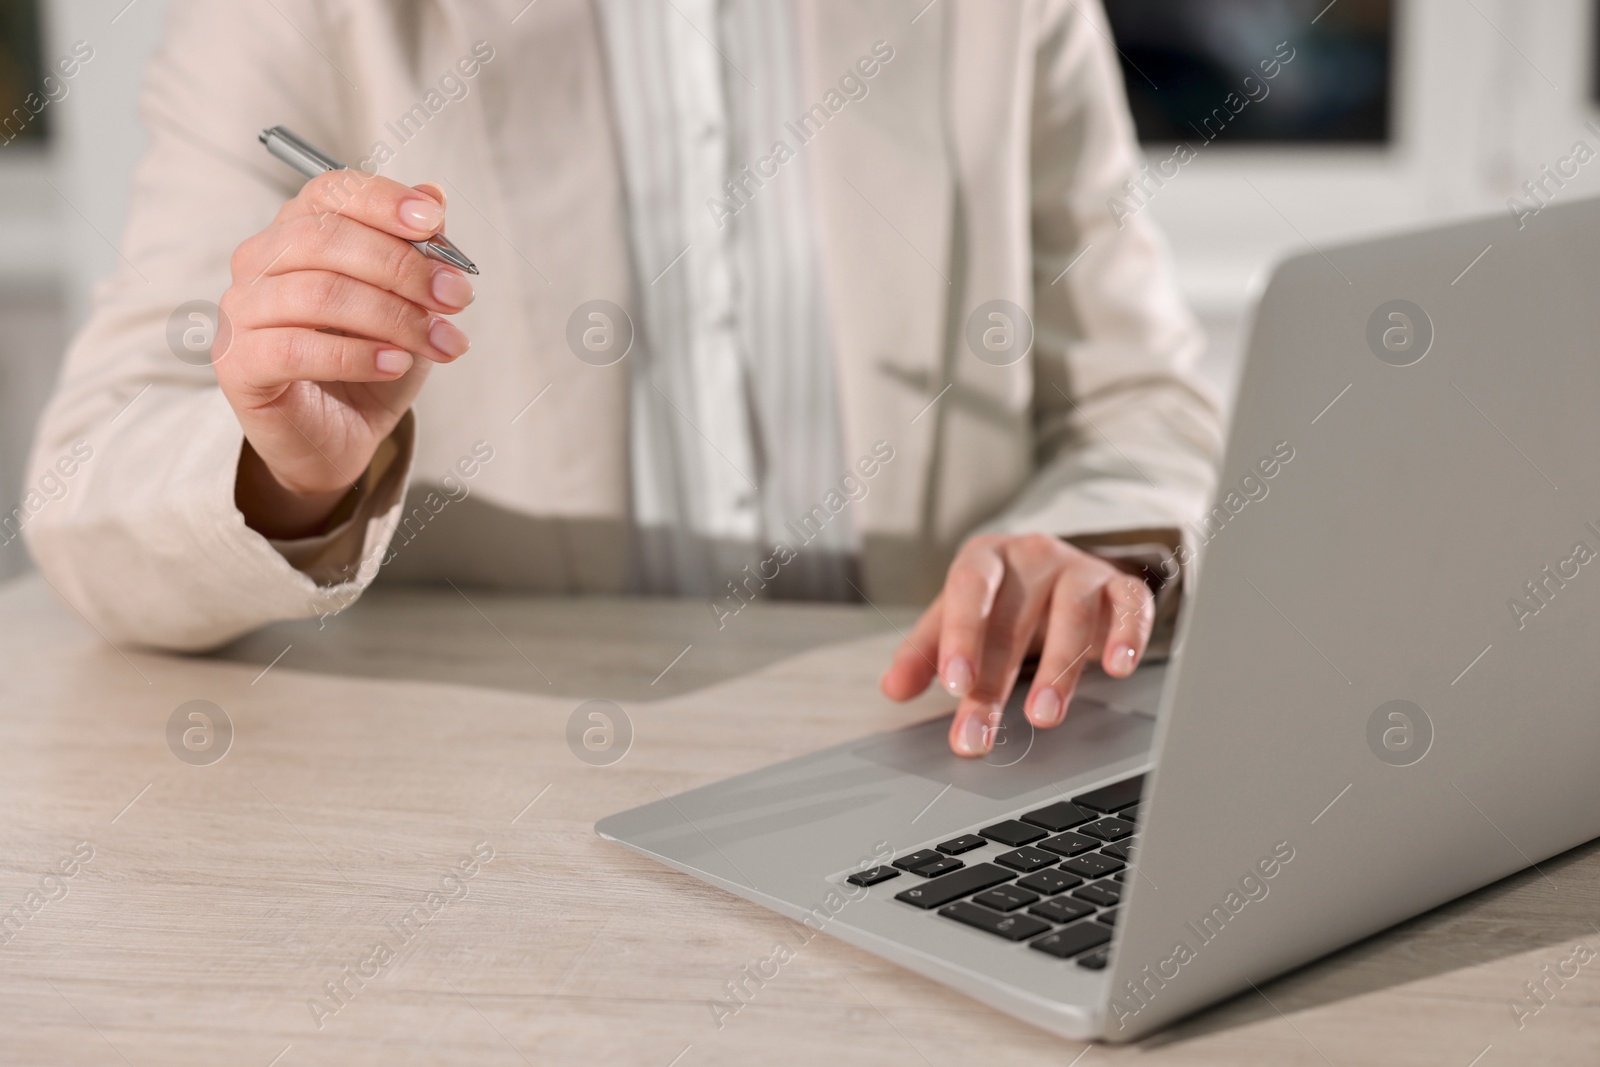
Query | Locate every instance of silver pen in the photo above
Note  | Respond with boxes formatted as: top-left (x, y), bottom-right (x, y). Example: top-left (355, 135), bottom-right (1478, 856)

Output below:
top-left (258, 125), bottom-right (479, 275)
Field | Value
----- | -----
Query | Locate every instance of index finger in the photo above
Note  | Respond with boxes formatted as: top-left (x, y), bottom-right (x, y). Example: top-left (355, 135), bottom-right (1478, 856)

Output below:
top-left (936, 538), bottom-right (1007, 699)
top-left (278, 168), bottom-right (446, 244)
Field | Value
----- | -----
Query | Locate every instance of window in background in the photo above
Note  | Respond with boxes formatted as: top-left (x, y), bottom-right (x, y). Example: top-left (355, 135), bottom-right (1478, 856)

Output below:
top-left (0, 0), bottom-right (49, 148)
top-left (1104, 0), bottom-right (1395, 145)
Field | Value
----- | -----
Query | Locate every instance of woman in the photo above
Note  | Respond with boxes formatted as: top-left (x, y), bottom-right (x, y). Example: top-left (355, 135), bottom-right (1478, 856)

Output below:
top-left (24, 0), bottom-right (1221, 757)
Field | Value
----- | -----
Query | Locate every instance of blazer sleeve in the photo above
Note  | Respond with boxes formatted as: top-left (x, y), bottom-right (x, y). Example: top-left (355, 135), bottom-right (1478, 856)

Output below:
top-left (979, 0), bottom-right (1226, 648)
top-left (21, 0), bottom-right (412, 653)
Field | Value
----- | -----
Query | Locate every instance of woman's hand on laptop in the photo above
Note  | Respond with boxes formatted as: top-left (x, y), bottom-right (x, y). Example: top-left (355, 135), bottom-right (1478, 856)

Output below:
top-left (215, 173), bottom-right (474, 540)
top-left (879, 534), bottom-right (1154, 758)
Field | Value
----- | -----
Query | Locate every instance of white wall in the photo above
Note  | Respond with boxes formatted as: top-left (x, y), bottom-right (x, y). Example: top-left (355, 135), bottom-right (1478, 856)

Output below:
top-left (39, 0), bottom-right (170, 327)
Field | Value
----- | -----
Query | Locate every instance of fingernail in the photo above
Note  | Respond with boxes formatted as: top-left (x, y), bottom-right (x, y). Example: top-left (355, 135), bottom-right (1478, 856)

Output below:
top-left (943, 657), bottom-right (974, 697)
top-left (955, 714), bottom-right (991, 756)
top-left (375, 348), bottom-right (412, 375)
top-left (431, 268), bottom-right (474, 308)
top-left (1109, 645), bottom-right (1137, 676)
top-left (1032, 687), bottom-right (1062, 727)
top-left (429, 318), bottom-right (471, 358)
top-left (399, 197), bottom-right (444, 232)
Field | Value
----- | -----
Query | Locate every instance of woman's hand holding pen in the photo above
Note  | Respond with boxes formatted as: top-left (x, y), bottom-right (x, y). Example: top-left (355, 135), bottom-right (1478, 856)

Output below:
top-left (215, 170), bottom-right (473, 540)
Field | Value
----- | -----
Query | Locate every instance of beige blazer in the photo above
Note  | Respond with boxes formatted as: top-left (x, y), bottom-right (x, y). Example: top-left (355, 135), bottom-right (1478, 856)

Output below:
top-left (24, 0), bottom-right (1222, 651)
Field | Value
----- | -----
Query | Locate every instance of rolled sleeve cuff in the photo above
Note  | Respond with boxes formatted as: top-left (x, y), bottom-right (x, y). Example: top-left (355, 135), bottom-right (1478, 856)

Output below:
top-left (267, 412), bottom-right (414, 586)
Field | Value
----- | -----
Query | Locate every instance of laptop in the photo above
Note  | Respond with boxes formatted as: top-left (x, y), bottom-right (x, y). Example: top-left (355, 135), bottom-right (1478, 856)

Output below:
top-left (597, 194), bottom-right (1600, 1041)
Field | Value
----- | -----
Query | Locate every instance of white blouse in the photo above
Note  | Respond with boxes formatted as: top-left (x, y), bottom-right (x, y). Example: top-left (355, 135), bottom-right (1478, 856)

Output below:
top-left (596, 0), bottom-right (858, 601)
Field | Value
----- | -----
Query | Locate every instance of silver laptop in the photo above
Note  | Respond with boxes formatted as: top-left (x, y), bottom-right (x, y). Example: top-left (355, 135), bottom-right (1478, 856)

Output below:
top-left (597, 195), bottom-right (1600, 1041)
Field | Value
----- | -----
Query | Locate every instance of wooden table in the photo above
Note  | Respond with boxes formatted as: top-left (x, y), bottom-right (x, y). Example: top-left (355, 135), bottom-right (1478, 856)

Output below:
top-left (2, 573), bottom-right (1598, 1065)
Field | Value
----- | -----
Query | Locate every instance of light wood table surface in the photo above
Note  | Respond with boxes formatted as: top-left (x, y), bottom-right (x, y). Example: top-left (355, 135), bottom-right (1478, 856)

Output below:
top-left (2, 572), bottom-right (1599, 1065)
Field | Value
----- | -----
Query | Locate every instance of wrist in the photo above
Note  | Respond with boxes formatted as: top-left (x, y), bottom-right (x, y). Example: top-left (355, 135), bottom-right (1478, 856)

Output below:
top-left (236, 443), bottom-right (359, 539)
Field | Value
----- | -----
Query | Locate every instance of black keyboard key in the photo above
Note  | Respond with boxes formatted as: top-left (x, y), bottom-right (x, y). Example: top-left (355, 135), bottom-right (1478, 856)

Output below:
top-left (1096, 907), bottom-right (1120, 927)
top-left (1028, 895), bottom-right (1094, 924)
top-left (1038, 832), bottom-right (1099, 857)
top-left (915, 856), bottom-right (965, 878)
top-left (1101, 841), bottom-right (1132, 861)
top-left (979, 820), bottom-right (1047, 847)
top-left (1111, 871), bottom-right (1126, 883)
top-left (1029, 920), bottom-right (1113, 958)
top-left (1071, 881), bottom-right (1121, 908)
top-left (894, 863), bottom-right (1013, 909)
top-left (995, 846), bottom-right (1058, 872)
top-left (936, 834), bottom-right (986, 855)
top-left (941, 901), bottom-right (1052, 941)
top-left (1073, 774), bottom-right (1145, 813)
top-left (1015, 869), bottom-right (1083, 895)
top-left (1081, 817), bottom-right (1136, 842)
top-left (1060, 852), bottom-right (1124, 879)
top-left (1120, 804), bottom-right (1141, 823)
top-left (892, 849), bottom-right (944, 874)
top-left (846, 866), bottom-right (899, 887)
top-left (972, 885), bottom-right (1040, 912)
top-left (1076, 947), bottom-right (1111, 970)
top-left (1019, 800), bottom-right (1096, 832)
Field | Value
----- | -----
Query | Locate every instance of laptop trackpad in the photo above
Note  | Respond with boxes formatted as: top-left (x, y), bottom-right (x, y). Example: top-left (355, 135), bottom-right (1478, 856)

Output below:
top-left (852, 686), bottom-right (1157, 802)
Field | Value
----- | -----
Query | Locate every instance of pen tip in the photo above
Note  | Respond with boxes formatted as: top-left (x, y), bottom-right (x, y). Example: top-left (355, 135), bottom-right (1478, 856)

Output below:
top-left (465, 265), bottom-right (480, 275)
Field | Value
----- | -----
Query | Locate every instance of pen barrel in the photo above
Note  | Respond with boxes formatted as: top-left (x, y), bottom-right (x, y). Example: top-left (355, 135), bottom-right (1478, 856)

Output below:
top-left (259, 124), bottom-right (477, 273)
top-left (259, 126), bottom-right (346, 179)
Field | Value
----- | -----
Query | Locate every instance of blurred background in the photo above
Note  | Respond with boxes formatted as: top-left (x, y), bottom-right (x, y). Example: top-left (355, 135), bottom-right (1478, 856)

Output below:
top-left (2, 0), bottom-right (1597, 582)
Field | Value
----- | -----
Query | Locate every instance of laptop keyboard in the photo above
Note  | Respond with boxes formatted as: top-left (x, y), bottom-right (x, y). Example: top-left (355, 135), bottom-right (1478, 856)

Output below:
top-left (847, 773), bottom-right (1144, 970)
